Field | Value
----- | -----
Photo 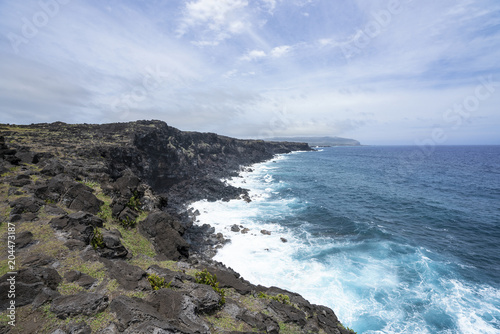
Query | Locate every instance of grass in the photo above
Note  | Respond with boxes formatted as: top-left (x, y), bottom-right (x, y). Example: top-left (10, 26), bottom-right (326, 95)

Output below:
top-left (58, 282), bottom-right (85, 295)
top-left (233, 291), bottom-right (266, 313)
top-left (60, 252), bottom-right (107, 282)
top-left (116, 225), bottom-right (156, 258)
top-left (279, 322), bottom-right (303, 334)
top-left (106, 279), bottom-right (120, 293)
top-left (205, 313), bottom-right (252, 333)
top-left (258, 292), bottom-right (294, 306)
top-left (125, 290), bottom-right (148, 299)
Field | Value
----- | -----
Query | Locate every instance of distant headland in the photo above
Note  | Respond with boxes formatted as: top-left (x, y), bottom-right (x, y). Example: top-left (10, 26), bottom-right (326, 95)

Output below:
top-left (267, 136), bottom-right (361, 147)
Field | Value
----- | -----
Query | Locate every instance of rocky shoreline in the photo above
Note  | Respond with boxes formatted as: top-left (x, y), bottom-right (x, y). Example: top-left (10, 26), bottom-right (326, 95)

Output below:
top-left (0, 121), bottom-right (356, 334)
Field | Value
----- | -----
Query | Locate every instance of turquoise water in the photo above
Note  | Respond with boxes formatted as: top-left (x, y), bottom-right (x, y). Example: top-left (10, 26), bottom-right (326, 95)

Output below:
top-left (192, 146), bottom-right (500, 333)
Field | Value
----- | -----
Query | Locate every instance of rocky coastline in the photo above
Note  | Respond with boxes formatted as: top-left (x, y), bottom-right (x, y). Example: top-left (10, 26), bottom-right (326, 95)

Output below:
top-left (0, 120), bottom-right (355, 334)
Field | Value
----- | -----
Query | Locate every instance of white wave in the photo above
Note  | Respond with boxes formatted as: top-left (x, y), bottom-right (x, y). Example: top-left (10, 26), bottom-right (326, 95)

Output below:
top-left (189, 152), bottom-right (500, 334)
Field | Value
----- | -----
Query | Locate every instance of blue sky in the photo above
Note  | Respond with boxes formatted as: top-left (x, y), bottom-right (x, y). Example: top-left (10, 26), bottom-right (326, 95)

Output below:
top-left (0, 0), bottom-right (499, 144)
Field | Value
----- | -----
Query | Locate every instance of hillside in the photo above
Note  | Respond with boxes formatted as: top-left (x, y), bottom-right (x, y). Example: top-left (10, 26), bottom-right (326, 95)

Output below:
top-left (0, 121), bottom-right (354, 334)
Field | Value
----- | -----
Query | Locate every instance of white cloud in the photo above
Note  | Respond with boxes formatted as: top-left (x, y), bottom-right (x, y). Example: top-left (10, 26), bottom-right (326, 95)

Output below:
top-left (240, 49), bottom-right (267, 61)
top-left (270, 45), bottom-right (291, 57)
top-left (177, 0), bottom-right (250, 45)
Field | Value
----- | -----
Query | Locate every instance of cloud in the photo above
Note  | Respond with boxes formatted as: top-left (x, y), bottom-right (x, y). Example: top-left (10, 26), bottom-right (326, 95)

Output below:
top-left (177, 0), bottom-right (250, 45)
top-left (270, 45), bottom-right (291, 57)
top-left (240, 49), bottom-right (267, 61)
top-left (0, 0), bottom-right (499, 144)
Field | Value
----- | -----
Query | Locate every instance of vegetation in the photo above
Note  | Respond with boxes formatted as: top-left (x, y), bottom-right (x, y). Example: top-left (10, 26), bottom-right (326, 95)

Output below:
top-left (195, 269), bottom-right (226, 306)
top-left (338, 322), bottom-right (357, 334)
top-left (119, 216), bottom-right (136, 229)
top-left (147, 273), bottom-right (172, 290)
top-left (90, 227), bottom-right (105, 249)
top-left (126, 191), bottom-right (141, 211)
top-left (258, 292), bottom-right (293, 306)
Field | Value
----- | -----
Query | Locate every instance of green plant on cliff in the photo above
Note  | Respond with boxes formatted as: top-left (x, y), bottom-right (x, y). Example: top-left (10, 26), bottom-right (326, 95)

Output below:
top-left (258, 292), bottom-right (293, 306)
top-left (126, 191), bottom-right (141, 211)
top-left (195, 269), bottom-right (226, 306)
top-left (119, 216), bottom-right (137, 229)
top-left (91, 227), bottom-right (105, 249)
top-left (147, 273), bottom-right (172, 290)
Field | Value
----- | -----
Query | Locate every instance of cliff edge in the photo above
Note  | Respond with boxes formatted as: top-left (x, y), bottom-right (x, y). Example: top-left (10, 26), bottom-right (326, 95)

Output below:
top-left (0, 121), bottom-right (355, 334)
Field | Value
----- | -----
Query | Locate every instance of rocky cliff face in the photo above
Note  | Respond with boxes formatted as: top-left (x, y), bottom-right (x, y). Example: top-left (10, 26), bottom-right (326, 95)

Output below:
top-left (0, 121), bottom-right (355, 334)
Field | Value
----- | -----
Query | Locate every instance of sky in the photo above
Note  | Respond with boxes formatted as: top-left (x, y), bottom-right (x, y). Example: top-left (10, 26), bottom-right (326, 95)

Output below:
top-left (0, 0), bottom-right (499, 145)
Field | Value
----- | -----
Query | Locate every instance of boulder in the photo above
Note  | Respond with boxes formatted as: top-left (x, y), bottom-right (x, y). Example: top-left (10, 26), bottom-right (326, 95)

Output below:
top-left (97, 229), bottom-right (128, 259)
top-left (37, 174), bottom-right (102, 214)
top-left (231, 224), bottom-right (240, 232)
top-left (67, 321), bottom-right (92, 334)
top-left (110, 295), bottom-right (164, 332)
top-left (65, 271), bottom-right (97, 289)
top-left (9, 196), bottom-right (44, 215)
top-left (315, 305), bottom-right (342, 334)
top-left (0, 267), bottom-right (62, 309)
top-left (139, 212), bottom-right (189, 260)
top-left (22, 254), bottom-right (55, 267)
top-left (41, 159), bottom-right (65, 176)
top-left (113, 173), bottom-right (141, 196)
top-left (9, 178), bottom-right (31, 187)
top-left (268, 300), bottom-right (307, 327)
top-left (260, 230), bottom-right (271, 236)
top-left (237, 310), bottom-right (279, 334)
top-left (32, 287), bottom-right (61, 308)
top-left (147, 289), bottom-right (210, 333)
top-left (104, 260), bottom-right (149, 291)
top-left (15, 230), bottom-right (35, 249)
top-left (187, 284), bottom-right (221, 314)
top-left (203, 268), bottom-right (253, 295)
top-left (50, 293), bottom-right (109, 319)
top-left (15, 151), bottom-right (40, 164)
top-left (50, 212), bottom-right (104, 244)
top-left (146, 265), bottom-right (193, 289)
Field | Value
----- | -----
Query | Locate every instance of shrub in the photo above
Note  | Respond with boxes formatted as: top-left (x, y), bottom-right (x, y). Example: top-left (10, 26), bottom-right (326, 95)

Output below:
top-left (195, 269), bottom-right (226, 306)
top-left (120, 216), bottom-right (136, 229)
top-left (258, 292), bottom-right (293, 306)
top-left (127, 191), bottom-right (141, 211)
top-left (147, 273), bottom-right (171, 290)
top-left (91, 228), bottom-right (105, 249)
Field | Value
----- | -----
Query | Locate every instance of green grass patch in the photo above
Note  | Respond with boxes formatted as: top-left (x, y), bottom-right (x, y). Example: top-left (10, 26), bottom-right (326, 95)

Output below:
top-left (0, 261), bottom-right (9, 276)
top-left (116, 225), bottom-right (156, 258)
top-left (58, 282), bottom-right (85, 295)
top-left (106, 279), bottom-right (120, 293)
top-left (62, 253), bottom-right (107, 281)
top-left (87, 310), bottom-right (116, 332)
top-left (125, 290), bottom-right (148, 299)
top-left (279, 322), bottom-right (302, 334)
top-left (258, 292), bottom-right (294, 306)
top-left (205, 313), bottom-right (250, 332)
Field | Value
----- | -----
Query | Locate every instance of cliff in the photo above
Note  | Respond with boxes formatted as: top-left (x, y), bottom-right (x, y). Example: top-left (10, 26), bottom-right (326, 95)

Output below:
top-left (0, 121), bottom-right (355, 334)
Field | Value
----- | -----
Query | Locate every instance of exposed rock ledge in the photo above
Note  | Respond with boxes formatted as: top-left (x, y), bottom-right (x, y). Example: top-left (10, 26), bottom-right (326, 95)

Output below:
top-left (0, 121), bottom-right (355, 334)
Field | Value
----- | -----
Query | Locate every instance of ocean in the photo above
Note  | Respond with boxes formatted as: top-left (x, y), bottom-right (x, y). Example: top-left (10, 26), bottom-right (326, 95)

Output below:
top-left (190, 146), bottom-right (500, 334)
